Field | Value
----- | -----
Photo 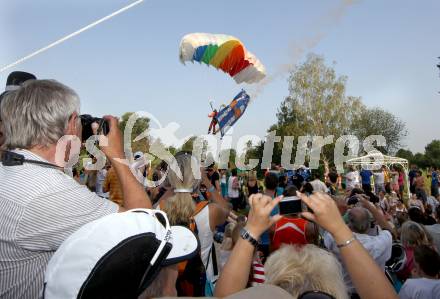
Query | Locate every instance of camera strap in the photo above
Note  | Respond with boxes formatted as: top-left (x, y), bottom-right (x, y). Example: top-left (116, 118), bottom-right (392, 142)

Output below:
top-left (1, 150), bottom-right (63, 170)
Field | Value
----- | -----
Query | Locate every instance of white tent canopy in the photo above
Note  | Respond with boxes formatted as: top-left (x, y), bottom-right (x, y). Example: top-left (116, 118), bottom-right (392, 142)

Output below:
top-left (346, 150), bottom-right (410, 199)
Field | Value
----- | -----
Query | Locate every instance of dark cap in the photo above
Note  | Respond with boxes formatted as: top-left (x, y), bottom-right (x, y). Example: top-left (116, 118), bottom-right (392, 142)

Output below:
top-left (1, 71), bottom-right (37, 95)
top-left (0, 71), bottom-right (37, 115)
top-left (5, 71), bottom-right (37, 90)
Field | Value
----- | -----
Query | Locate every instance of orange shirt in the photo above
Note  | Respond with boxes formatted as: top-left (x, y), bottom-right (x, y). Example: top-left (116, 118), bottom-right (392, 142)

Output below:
top-left (103, 167), bottom-right (124, 206)
top-left (272, 217), bottom-right (307, 251)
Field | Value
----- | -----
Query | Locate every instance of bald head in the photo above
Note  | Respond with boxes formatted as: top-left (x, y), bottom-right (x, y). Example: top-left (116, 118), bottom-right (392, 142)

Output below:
top-left (348, 207), bottom-right (370, 234)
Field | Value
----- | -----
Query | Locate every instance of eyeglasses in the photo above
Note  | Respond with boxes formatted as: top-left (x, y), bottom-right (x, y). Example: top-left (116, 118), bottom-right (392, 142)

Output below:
top-left (131, 209), bottom-right (172, 290)
top-left (298, 291), bottom-right (336, 299)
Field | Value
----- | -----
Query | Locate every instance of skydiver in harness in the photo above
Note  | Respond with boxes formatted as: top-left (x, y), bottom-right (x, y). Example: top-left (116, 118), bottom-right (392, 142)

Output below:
top-left (208, 100), bottom-right (224, 135)
top-left (208, 109), bottom-right (218, 135)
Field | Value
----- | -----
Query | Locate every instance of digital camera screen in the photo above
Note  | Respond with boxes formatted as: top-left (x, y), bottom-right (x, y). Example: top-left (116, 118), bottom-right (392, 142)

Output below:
top-left (279, 196), bottom-right (302, 215)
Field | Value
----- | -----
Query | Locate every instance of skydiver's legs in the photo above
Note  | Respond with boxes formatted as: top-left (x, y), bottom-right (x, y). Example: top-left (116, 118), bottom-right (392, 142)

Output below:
top-left (208, 118), bottom-right (218, 134)
top-left (208, 120), bottom-right (215, 134)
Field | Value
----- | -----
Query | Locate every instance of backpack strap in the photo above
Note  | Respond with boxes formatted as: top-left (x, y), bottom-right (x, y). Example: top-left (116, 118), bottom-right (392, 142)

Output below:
top-left (194, 201), bottom-right (209, 215)
top-left (205, 242), bottom-right (219, 280)
top-left (211, 243), bottom-right (218, 277)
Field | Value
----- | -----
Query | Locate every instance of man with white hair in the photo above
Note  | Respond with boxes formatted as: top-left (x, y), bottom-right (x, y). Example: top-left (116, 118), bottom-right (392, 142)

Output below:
top-left (0, 79), bottom-right (151, 298)
top-left (324, 196), bottom-right (393, 296)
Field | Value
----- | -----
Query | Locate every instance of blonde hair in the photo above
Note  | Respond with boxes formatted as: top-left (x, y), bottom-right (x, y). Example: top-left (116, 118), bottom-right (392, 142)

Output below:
top-left (400, 221), bottom-right (430, 247)
top-left (162, 153), bottom-right (200, 226)
top-left (265, 245), bottom-right (348, 299)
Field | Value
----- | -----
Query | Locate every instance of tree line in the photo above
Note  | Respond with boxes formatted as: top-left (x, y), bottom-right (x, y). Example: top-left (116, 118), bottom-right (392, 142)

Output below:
top-left (247, 53), bottom-right (407, 170)
top-left (396, 140), bottom-right (440, 169)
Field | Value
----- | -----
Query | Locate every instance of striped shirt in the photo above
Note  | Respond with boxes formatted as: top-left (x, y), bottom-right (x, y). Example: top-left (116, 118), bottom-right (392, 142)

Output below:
top-left (251, 258), bottom-right (265, 286)
top-left (0, 150), bottom-right (118, 299)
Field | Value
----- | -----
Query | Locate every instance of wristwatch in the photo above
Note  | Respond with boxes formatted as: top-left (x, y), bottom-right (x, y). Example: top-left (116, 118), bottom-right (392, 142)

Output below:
top-left (240, 228), bottom-right (259, 247)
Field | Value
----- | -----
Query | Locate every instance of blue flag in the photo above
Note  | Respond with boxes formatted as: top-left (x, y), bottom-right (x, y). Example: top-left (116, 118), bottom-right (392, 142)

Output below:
top-left (216, 90), bottom-right (250, 137)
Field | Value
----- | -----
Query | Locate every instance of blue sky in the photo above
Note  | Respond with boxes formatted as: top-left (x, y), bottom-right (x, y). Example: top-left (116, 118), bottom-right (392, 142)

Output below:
top-left (1, 0), bottom-right (439, 153)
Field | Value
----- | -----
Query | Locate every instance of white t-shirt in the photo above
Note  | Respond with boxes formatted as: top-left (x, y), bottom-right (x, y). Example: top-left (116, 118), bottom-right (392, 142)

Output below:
top-left (379, 198), bottom-right (390, 212)
top-left (427, 196), bottom-right (439, 212)
top-left (194, 205), bottom-right (216, 281)
top-left (310, 179), bottom-right (328, 193)
top-left (96, 169), bottom-right (109, 198)
top-left (399, 278), bottom-right (440, 299)
top-left (228, 176), bottom-right (240, 198)
top-left (425, 224), bottom-right (440, 253)
top-left (374, 172), bottom-right (385, 185)
top-left (346, 171), bottom-right (360, 189)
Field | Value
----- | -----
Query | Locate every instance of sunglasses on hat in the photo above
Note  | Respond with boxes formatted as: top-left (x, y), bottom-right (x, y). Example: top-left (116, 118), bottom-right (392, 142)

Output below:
top-left (299, 291), bottom-right (336, 299)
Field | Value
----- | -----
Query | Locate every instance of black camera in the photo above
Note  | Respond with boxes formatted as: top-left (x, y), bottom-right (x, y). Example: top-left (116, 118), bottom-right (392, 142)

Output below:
top-left (80, 114), bottom-right (109, 142)
top-left (279, 196), bottom-right (303, 215)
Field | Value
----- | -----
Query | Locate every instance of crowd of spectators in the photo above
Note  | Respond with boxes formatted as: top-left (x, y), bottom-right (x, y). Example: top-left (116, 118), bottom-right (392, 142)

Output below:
top-left (1, 73), bottom-right (439, 299)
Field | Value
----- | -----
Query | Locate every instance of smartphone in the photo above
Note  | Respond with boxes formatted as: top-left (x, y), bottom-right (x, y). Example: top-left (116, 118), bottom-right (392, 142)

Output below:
top-left (279, 196), bottom-right (303, 215)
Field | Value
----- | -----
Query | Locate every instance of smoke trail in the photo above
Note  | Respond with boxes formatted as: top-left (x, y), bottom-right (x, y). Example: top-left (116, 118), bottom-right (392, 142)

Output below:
top-left (250, 0), bottom-right (358, 99)
top-left (0, 0), bottom-right (145, 73)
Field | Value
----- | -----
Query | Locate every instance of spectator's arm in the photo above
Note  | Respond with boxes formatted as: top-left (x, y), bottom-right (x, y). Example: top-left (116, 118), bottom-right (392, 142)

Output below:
top-left (215, 179), bottom-right (221, 191)
top-left (214, 194), bottom-right (281, 297)
top-left (112, 163), bottom-right (151, 211)
top-left (100, 116), bottom-right (151, 210)
top-left (209, 203), bottom-right (230, 231)
top-left (298, 192), bottom-right (398, 299)
top-left (268, 224), bottom-right (276, 252)
top-left (202, 168), bottom-right (229, 212)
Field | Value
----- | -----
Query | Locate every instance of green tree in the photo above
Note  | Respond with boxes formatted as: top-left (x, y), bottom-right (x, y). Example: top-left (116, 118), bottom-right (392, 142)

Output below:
top-left (168, 146), bottom-right (178, 156)
top-left (252, 53), bottom-right (407, 169)
top-left (219, 148), bottom-right (237, 169)
top-left (119, 112), bottom-right (150, 154)
top-left (412, 152), bottom-right (429, 169)
top-left (395, 148), bottom-right (414, 161)
top-left (180, 136), bottom-right (196, 153)
top-left (351, 107), bottom-right (407, 154)
top-left (179, 136), bottom-right (213, 164)
top-left (278, 54), bottom-right (365, 138)
top-left (424, 140), bottom-right (440, 168)
top-left (272, 54), bottom-right (365, 164)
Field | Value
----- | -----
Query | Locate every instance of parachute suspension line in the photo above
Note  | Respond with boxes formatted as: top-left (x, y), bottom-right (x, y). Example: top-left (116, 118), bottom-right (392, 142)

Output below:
top-left (0, 0), bottom-right (145, 73)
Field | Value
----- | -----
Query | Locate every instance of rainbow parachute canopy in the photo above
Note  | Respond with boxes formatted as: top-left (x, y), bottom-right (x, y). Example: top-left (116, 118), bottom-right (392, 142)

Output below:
top-left (179, 33), bottom-right (266, 84)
